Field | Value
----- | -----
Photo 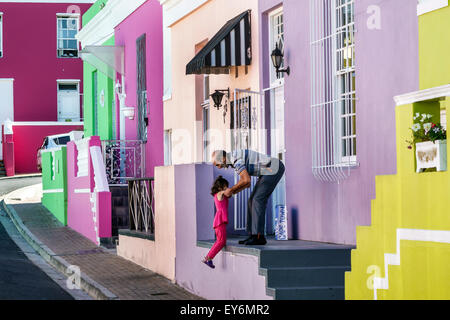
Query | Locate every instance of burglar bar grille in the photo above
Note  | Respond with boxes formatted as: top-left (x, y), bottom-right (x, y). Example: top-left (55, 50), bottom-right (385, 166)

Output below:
top-left (310, 0), bottom-right (356, 182)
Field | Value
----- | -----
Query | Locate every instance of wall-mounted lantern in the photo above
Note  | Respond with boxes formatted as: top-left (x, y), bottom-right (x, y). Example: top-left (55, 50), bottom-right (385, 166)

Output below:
top-left (210, 88), bottom-right (230, 123)
top-left (271, 42), bottom-right (290, 78)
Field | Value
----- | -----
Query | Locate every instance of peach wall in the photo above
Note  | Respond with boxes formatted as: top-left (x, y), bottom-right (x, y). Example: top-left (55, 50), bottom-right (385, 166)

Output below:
top-left (165, 0), bottom-right (260, 164)
top-left (117, 165), bottom-right (176, 281)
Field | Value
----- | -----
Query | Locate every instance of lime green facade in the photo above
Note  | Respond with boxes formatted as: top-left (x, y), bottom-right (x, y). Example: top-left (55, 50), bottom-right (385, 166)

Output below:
top-left (345, 4), bottom-right (450, 300)
top-left (419, 5), bottom-right (450, 89)
top-left (82, 0), bottom-right (116, 140)
top-left (42, 148), bottom-right (68, 225)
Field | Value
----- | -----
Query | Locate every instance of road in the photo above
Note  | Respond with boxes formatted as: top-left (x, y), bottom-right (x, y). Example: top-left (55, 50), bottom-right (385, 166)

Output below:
top-left (0, 176), bottom-right (75, 300)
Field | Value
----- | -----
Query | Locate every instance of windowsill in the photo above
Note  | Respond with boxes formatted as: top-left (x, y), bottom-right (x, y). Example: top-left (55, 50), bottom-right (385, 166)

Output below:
top-left (418, 0), bottom-right (448, 15)
top-left (338, 161), bottom-right (360, 169)
top-left (118, 229), bottom-right (155, 241)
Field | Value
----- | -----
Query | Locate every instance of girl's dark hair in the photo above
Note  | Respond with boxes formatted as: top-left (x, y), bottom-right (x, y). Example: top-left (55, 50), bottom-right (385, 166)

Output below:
top-left (211, 175), bottom-right (229, 196)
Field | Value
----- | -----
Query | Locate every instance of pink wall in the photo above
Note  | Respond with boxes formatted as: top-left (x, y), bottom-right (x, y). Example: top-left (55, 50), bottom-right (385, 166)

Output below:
top-left (11, 124), bottom-right (83, 174)
top-left (114, 0), bottom-right (164, 178)
top-left (0, 2), bottom-right (92, 121)
top-left (67, 136), bottom-right (112, 245)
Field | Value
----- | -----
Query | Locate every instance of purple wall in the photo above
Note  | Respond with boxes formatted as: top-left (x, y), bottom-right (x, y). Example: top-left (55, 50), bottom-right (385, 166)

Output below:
top-left (259, 0), bottom-right (419, 244)
top-left (114, 0), bottom-right (164, 178)
top-left (0, 2), bottom-right (92, 121)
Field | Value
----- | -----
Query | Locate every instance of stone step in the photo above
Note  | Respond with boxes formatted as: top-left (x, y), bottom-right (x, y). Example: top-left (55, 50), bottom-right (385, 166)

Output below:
top-left (267, 286), bottom-right (345, 300)
top-left (259, 249), bottom-right (352, 268)
top-left (261, 266), bottom-right (350, 288)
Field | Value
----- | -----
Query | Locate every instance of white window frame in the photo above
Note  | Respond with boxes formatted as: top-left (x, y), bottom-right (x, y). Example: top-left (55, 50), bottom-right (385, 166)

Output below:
top-left (202, 75), bottom-right (210, 163)
top-left (417, 0), bottom-right (448, 15)
top-left (336, 0), bottom-right (356, 165)
top-left (0, 13), bottom-right (3, 58)
top-left (268, 7), bottom-right (285, 87)
top-left (56, 13), bottom-right (80, 59)
top-left (164, 129), bottom-right (172, 166)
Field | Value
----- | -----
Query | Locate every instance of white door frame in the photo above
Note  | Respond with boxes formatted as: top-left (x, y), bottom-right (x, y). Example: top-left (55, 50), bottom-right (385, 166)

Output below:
top-left (57, 79), bottom-right (81, 122)
top-left (0, 78), bottom-right (14, 161)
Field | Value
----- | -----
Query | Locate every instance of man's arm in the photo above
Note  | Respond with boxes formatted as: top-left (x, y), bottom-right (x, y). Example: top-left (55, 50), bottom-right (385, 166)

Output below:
top-left (224, 170), bottom-right (251, 197)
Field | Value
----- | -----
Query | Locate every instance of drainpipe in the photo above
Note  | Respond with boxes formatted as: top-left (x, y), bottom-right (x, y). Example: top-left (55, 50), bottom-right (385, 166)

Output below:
top-left (116, 75), bottom-right (127, 140)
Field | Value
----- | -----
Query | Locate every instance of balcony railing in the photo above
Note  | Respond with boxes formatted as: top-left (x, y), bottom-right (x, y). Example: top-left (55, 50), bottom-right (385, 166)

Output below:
top-left (101, 140), bottom-right (145, 186)
top-left (127, 178), bottom-right (155, 235)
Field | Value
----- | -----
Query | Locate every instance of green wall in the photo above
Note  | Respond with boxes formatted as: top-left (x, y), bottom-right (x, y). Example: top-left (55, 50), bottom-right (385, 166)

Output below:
top-left (83, 0), bottom-right (109, 27)
top-left (42, 148), bottom-right (68, 225)
top-left (82, 0), bottom-right (115, 141)
top-left (419, 5), bottom-right (450, 90)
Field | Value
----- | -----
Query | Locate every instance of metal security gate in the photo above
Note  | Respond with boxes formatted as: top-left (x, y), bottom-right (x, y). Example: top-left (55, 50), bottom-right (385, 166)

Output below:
top-left (231, 89), bottom-right (265, 231)
top-left (137, 34), bottom-right (148, 142)
top-left (310, 0), bottom-right (356, 182)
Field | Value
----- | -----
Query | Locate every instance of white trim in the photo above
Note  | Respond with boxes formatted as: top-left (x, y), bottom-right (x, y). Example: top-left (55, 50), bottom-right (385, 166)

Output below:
top-left (373, 228), bottom-right (450, 300)
top-left (394, 84), bottom-right (450, 106)
top-left (159, 0), bottom-right (209, 27)
top-left (76, 0), bottom-right (146, 48)
top-left (41, 146), bottom-right (63, 153)
top-left (57, 79), bottom-right (81, 83)
top-left (43, 189), bottom-right (64, 194)
top-left (0, 78), bottom-right (14, 81)
top-left (74, 188), bottom-right (90, 194)
top-left (56, 12), bottom-right (80, 18)
top-left (417, 0), bottom-right (448, 15)
top-left (10, 121), bottom-right (83, 126)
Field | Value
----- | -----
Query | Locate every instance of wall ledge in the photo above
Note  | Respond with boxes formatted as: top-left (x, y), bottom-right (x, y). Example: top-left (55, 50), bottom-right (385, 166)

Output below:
top-left (394, 84), bottom-right (450, 106)
top-left (119, 229), bottom-right (155, 241)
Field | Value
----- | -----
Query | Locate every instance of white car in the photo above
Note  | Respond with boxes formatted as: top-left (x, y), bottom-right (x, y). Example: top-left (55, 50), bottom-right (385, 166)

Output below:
top-left (37, 131), bottom-right (84, 171)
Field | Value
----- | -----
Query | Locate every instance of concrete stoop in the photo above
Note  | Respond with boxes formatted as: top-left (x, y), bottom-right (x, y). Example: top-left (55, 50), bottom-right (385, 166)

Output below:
top-left (199, 239), bottom-right (353, 300)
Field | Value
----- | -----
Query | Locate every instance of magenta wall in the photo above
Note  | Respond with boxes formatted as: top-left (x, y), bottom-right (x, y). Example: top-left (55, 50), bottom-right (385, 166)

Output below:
top-left (12, 124), bottom-right (83, 174)
top-left (0, 2), bottom-right (92, 121)
top-left (259, 0), bottom-right (419, 244)
top-left (67, 136), bottom-right (112, 245)
top-left (114, 0), bottom-right (164, 178)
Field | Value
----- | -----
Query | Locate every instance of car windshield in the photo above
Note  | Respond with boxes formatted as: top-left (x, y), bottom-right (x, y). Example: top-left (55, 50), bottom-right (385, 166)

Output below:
top-left (55, 136), bottom-right (71, 145)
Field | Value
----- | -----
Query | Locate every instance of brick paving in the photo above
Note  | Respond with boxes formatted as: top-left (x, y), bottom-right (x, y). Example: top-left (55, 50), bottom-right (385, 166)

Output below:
top-left (10, 202), bottom-right (201, 300)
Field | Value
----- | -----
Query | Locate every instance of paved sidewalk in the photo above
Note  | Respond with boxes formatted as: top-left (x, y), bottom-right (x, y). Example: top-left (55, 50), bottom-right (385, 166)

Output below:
top-left (3, 185), bottom-right (201, 300)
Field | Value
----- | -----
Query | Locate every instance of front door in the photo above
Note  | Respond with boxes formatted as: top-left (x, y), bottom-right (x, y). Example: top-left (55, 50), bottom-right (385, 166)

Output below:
top-left (0, 79), bottom-right (14, 160)
top-left (57, 82), bottom-right (80, 122)
top-left (270, 84), bottom-right (286, 233)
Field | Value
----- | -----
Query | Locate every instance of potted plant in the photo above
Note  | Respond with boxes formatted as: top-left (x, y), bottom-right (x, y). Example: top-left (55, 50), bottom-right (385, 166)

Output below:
top-left (407, 113), bottom-right (447, 172)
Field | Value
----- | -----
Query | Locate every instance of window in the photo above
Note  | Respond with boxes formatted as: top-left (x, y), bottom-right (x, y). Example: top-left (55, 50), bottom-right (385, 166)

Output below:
top-left (269, 8), bottom-right (284, 84)
top-left (57, 15), bottom-right (79, 58)
top-left (310, 0), bottom-right (356, 182)
top-left (336, 0), bottom-right (356, 162)
top-left (164, 130), bottom-right (172, 166)
top-left (0, 13), bottom-right (3, 58)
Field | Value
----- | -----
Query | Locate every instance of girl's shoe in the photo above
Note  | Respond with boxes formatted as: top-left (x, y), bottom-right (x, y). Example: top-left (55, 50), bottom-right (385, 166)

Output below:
top-left (202, 259), bottom-right (215, 269)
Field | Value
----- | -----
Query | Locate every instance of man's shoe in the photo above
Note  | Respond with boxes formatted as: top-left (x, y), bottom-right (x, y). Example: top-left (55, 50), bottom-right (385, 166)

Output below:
top-left (238, 235), bottom-right (254, 245)
top-left (245, 235), bottom-right (267, 246)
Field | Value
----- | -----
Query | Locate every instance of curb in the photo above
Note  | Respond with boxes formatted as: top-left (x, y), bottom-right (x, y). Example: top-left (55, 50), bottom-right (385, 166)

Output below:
top-left (0, 174), bottom-right (42, 181)
top-left (1, 199), bottom-right (119, 300)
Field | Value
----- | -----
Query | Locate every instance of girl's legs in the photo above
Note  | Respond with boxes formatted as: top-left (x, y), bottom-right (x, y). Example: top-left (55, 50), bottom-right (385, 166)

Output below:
top-left (206, 224), bottom-right (227, 260)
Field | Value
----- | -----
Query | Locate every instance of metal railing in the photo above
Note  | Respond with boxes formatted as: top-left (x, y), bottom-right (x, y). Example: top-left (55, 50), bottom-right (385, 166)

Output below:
top-left (128, 178), bottom-right (155, 234)
top-left (101, 140), bottom-right (145, 186)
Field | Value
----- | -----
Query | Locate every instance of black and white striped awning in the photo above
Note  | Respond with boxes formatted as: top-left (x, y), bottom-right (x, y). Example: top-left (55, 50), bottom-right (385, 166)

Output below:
top-left (186, 10), bottom-right (252, 75)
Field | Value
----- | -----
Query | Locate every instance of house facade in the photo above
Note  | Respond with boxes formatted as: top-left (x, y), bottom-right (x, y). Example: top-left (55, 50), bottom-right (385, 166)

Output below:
top-left (0, 0), bottom-right (93, 175)
top-left (346, 0), bottom-right (450, 300)
top-left (55, 0), bottom-right (164, 244)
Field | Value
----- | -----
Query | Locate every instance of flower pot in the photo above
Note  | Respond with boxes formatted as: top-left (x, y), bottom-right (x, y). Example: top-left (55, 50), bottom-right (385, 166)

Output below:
top-left (415, 140), bottom-right (447, 172)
